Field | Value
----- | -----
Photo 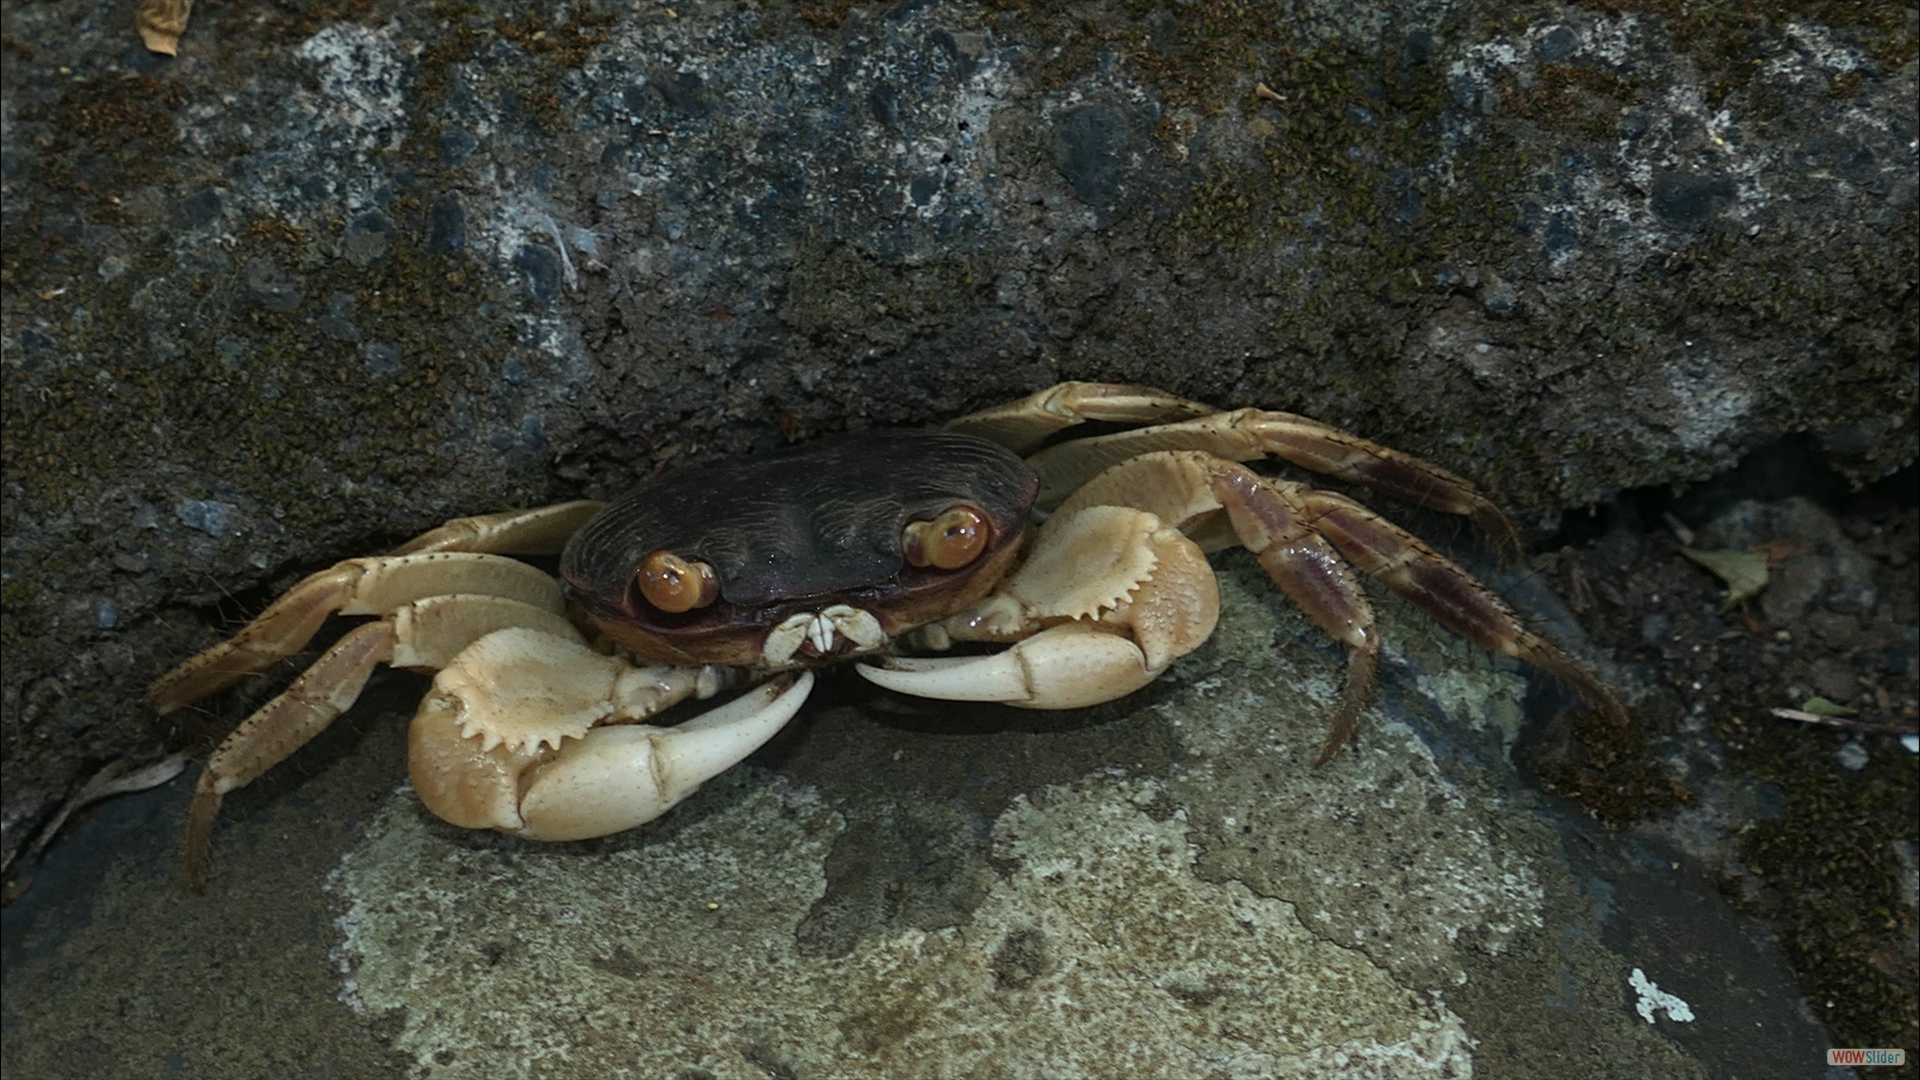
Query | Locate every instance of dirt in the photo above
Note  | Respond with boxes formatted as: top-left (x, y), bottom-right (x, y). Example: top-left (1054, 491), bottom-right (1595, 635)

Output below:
top-left (1518, 438), bottom-right (1919, 1069)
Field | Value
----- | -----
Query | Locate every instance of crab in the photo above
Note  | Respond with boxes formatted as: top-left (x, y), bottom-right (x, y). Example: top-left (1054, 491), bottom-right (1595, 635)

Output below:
top-left (152, 382), bottom-right (1625, 889)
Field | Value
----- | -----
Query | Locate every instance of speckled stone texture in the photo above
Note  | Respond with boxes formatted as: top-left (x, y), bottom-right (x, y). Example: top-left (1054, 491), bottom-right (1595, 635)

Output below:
top-left (13, 556), bottom-right (1830, 1078)
top-left (3, 0), bottom-right (1914, 865)
top-left (1, 1), bottom-right (1913, 1073)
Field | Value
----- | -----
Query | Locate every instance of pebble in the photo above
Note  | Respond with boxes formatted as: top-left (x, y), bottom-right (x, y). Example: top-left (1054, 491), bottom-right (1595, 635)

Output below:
top-left (1835, 741), bottom-right (1870, 771)
top-left (1808, 657), bottom-right (1860, 703)
top-left (174, 499), bottom-right (231, 538)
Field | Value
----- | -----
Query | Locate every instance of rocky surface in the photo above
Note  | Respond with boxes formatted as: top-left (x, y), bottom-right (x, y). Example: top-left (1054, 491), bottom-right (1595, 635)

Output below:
top-left (5, 489), bottom-right (1911, 1076)
top-left (1525, 454), bottom-right (1920, 1070)
top-left (1, 0), bottom-right (1915, 1076)
top-left (0, 552), bottom-right (1857, 1079)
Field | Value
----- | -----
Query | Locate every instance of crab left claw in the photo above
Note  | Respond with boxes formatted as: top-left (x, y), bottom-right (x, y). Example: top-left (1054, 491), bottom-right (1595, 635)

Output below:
top-left (859, 623), bottom-right (1160, 708)
top-left (858, 504), bottom-right (1222, 710)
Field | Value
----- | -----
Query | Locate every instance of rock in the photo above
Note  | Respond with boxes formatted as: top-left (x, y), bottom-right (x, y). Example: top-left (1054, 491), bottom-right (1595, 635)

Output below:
top-left (1808, 656), bottom-right (1862, 703)
top-left (2, 0), bottom-right (1913, 949)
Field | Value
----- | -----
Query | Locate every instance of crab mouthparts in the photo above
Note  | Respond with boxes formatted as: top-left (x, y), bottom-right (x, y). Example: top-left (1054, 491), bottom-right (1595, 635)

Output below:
top-left (761, 605), bottom-right (888, 667)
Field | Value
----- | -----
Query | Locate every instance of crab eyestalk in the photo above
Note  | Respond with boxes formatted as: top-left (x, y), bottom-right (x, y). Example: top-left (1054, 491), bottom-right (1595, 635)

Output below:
top-left (903, 505), bottom-right (992, 569)
top-left (634, 550), bottom-right (720, 614)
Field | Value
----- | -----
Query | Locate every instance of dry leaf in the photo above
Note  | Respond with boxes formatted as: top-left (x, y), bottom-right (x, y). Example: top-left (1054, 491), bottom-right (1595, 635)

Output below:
top-left (1678, 546), bottom-right (1769, 612)
top-left (136, 0), bottom-right (193, 56)
top-left (29, 753), bottom-right (191, 857)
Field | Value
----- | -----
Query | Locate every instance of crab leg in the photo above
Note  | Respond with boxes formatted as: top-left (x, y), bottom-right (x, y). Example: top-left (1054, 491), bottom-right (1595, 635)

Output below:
top-left (1024, 408), bottom-right (1519, 556)
top-left (181, 596), bottom-right (581, 890)
top-left (956, 380), bottom-right (1517, 554)
top-left (945, 381), bottom-right (1216, 455)
top-left (1204, 463), bottom-right (1383, 764)
top-left (409, 636), bottom-right (812, 841)
top-left (1079, 450), bottom-right (1623, 749)
top-left (389, 500), bottom-right (604, 556)
top-left (151, 553), bottom-right (564, 713)
top-left (1301, 490), bottom-right (1629, 729)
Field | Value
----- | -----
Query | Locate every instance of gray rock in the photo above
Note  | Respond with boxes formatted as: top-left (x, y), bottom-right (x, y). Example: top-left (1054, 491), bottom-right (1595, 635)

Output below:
top-left (1, 2), bottom-right (1913, 1066)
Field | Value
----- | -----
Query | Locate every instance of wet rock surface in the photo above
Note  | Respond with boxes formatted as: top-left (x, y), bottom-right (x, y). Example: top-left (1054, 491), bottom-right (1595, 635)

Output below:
top-left (2, 0), bottom-right (1916, 1076)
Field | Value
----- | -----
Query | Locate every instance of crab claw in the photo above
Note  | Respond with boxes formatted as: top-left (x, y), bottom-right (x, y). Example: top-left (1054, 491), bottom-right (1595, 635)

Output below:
top-left (857, 623), bottom-right (1154, 710)
top-left (413, 670), bottom-right (814, 841)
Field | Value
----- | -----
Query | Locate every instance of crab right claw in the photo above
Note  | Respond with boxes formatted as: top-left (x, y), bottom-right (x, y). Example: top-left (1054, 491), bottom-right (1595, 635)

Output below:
top-left (858, 623), bottom-right (1156, 710)
top-left (410, 647), bottom-right (815, 841)
top-left (512, 671), bottom-right (815, 840)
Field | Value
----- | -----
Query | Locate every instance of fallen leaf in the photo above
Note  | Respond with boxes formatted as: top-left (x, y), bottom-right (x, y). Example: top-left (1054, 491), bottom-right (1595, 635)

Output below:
top-left (1801, 697), bottom-right (1858, 717)
top-left (136, 0), bottom-right (193, 55)
top-left (1678, 546), bottom-right (1769, 612)
top-left (1764, 538), bottom-right (1811, 567)
top-left (29, 753), bottom-right (191, 858)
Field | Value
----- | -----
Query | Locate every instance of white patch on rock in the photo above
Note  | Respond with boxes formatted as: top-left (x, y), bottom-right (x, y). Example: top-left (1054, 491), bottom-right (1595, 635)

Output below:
top-left (1665, 357), bottom-right (1752, 452)
top-left (295, 24), bottom-right (412, 153)
top-left (1629, 967), bottom-right (1696, 1024)
top-left (328, 769), bottom-right (1476, 1078)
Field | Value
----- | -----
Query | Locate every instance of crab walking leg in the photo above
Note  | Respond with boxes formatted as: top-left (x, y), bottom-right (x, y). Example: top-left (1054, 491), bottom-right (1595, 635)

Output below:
top-left (1023, 407), bottom-right (1520, 557)
top-left (150, 553), bottom-right (565, 713)
top-left (944, 381), bottom-right (1216, 456)
top-left (861, 505), bottom-right (1222, 709)
top-left (181, 596), bottom-right (581, 890)
top-left (410, 649), bottom-right (814, 841)
top-left (1302, 489), bottom-right (1630, 728)
top-left (1208, 466), bottom-right (1384, 764)
top-left (1050, 451), bottom-right (1384, 762)
top-left (389, 500), bottom-right (605, 556)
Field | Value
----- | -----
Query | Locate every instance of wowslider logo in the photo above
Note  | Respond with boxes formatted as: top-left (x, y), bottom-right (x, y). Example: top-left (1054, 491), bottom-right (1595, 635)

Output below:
top-left (1827, 1049), bottom-right (1906, 1068)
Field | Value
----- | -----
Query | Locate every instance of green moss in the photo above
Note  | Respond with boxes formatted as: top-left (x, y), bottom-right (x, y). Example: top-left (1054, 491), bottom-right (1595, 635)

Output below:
top-left (409, 2), bottom-right (490, 109)
top-left (976, 1), bottom-right (1916, 509)
top-left (1592, 0), bottom-right (1918, 103)
top-left (1509, 63), bottom-right (1640, 141)
top-left (371, 1), bottom-right (615, 138)
top-left (0, 206), bottom-right (522, 538)
top-left (0, 574), bottom-right (48, 650)
top-left (203, 0), bottom-right (384, 50)
top-left (1, 0), bottom-right (637, 559)
top-left (785, 237), bottom-right (991, 340)
top-left (981, 3), bottom-right (1546, 443)
top-left (1170, 37), bottom-right (1537, 438)
top-left (1525, 706), bottom-right (1695, 826)
top-left (1724, 718), bottom-right (1920, 1056)
top-left (55, 73), bottom-right (184, 151)
top-left (485, 3), bottom-right (617, 132)
top-left (493, 2), bottom-right (616, 71)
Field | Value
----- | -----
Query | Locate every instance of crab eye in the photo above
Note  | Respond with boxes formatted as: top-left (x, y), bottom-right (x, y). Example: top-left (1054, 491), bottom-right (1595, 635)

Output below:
top-left (903, 505), bottom-right (991, 570)
top-left (634, 550), bottom-right (720, 614)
